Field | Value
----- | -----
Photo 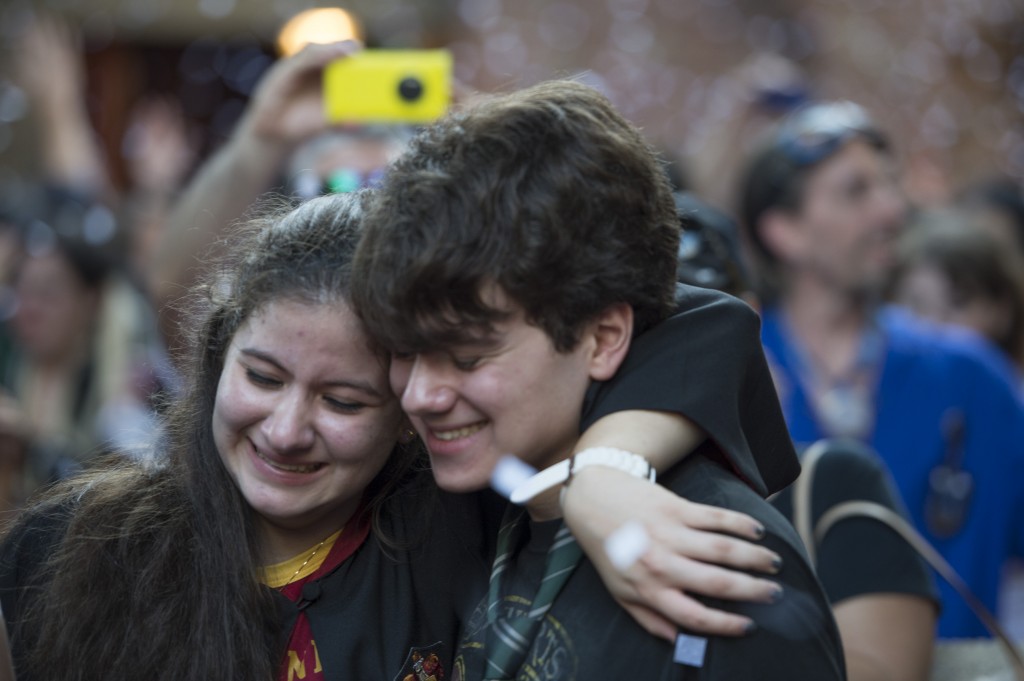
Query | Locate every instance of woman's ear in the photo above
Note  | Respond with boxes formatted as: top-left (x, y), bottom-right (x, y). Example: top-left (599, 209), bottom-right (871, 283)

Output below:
top-left (586, 302), bottom-right (633, 381)
top-left (398, 422), bottom-right (418, 444)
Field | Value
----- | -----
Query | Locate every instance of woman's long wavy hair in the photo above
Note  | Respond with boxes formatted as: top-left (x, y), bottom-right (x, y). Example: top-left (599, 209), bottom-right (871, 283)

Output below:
top-left (10, 192), bottom-right (419, 680)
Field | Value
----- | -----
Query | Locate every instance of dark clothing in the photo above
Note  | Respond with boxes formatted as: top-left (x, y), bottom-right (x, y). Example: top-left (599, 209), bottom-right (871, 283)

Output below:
top-left (770, 442), bottom-right (940, 610)
top-left (0, 287), bottom-right (804, 678)
top-left (0, 471), bottom-right (499, 681)
top-left (453, 288), bottom-right (838, 679)
top-left (453, 451), bottom-right (846, 680)
top-left (278, 475), bottom-right (499, 679)
top-left (584, 285), bottom-right (801, 497)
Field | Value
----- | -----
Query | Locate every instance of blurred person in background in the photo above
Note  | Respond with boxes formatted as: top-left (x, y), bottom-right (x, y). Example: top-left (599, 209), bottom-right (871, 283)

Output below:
top-left (0, 223), bottom-right (113, 490)
top-left (154, 40), bottom-right (410, 355)
top-left (119, 96), bottom-right (200, 296)
top-left (685, 53), bottom-right (813, 211)
top-left (10, 14), bottom-right (110, 203)
top-left (736, 99), bottom-right (1024, 639)
top-left (14, 12), bottom-right (196, 311)
top-left (890, 208), bottom-right (1024, 375)
top-left (673, 192), bottom-right (756, 303)
top-left (888, 204), bottom-right (1024, 643)
top-left (0, 14), bottom-right (173, 505)
top-left (672, 191), bottom-right (939, 681)
top-left (957, 177), bottom-right (1024, 262)
top-left (952, 177), bottom-right (1024, 640)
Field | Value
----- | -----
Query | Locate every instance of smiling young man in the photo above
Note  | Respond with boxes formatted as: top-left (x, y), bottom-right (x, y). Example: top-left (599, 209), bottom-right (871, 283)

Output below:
top-left (352, 80), bottom-right (844, 680)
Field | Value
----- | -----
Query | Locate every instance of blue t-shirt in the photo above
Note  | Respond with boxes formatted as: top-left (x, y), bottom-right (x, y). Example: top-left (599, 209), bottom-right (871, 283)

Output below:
top-left (762, 305), bottom-right (1024, 638)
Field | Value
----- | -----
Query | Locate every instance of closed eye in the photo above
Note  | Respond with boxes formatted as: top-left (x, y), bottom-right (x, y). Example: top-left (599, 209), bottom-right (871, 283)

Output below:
top-left (452, 356), bottom-right (481, 371)
top-left (245, 368), bottom-right (281, 388)
top-left (324, 395), bottom-right (365, 413)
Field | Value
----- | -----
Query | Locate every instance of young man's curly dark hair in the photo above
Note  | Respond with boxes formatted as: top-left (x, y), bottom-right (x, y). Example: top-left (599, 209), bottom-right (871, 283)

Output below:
top-left (352, 79), bottom-right (680, 354)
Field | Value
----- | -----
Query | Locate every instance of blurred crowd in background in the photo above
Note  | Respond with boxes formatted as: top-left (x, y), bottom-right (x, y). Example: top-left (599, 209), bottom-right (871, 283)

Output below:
top-left (0, 0), bottom-right (1022, 651)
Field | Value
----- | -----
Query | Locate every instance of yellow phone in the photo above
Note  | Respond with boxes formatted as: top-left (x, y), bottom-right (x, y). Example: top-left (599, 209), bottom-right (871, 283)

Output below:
top-left (324, 49), bottom-right (452, 125)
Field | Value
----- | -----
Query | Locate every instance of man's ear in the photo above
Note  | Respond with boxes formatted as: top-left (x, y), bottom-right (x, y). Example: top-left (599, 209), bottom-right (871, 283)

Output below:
top-left (586, 302), bottom-right (633, 381)
top-left (759, 208), bottom-right (804, 263)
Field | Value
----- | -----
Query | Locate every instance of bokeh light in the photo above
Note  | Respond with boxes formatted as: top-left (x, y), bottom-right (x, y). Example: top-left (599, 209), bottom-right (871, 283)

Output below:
top-left (276, 7), bottom-right (363, 57)
top-left (0, 0), bottom-right (1019, 205)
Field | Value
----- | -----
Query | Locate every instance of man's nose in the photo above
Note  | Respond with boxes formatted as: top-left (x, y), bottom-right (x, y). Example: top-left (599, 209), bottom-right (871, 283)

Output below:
top-left (400, 355), bottom-right (457, 416)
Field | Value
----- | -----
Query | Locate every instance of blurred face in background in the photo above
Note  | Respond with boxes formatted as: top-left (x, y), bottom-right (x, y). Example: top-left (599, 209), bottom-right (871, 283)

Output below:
top-left (287, 129), bottom-right (407, 199)
top-left (969, 205), bottom-right (1023, 258)
top-left (12, 250), bottom-right (99, 365)
top-left (893, 261), bottom-right (1012, 347)
top-left (778, 139), bottom-right (907, 297)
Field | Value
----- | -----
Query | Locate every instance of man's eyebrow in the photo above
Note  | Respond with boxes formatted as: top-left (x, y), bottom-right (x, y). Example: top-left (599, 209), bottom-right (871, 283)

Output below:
top-left (445, 330), bottom-right (505, 352)
top-left (402, 323), bottom-right (504, 353)
top-left (453, 334), bottom-right (500, 348)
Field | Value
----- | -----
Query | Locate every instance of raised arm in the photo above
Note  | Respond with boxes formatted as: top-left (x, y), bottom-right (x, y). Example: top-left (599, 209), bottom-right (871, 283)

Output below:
top-left (14, 15), bottom-right (110, 198)
top-left (151, 41), bottom-right (359, 325)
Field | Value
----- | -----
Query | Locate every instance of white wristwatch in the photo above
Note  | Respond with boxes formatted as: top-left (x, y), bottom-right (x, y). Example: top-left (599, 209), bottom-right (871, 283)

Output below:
top-left (509, 447), bottom-right (656, 505)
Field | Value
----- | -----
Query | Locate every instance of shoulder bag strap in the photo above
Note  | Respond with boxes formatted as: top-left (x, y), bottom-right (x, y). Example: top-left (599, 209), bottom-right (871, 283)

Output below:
top-left (816, 501), bottom-right (1024, 680)
top-left (794, 440), bottom-right (1024, 680)
top-left (792, 439), bottom-right (831, 567)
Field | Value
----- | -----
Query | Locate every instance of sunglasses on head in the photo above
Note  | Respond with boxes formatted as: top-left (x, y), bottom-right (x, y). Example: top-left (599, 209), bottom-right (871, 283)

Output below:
top-left (774, 100), bottom-right (878, 166)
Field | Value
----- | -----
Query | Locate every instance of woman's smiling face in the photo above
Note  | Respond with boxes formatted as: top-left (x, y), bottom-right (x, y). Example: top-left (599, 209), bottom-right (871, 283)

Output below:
top-left (212, 297), bottom-right (404, 558)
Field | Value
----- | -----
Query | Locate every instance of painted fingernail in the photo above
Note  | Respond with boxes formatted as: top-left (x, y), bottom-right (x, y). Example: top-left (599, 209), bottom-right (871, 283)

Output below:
top-left (771, 586), bottom-right (785, 603)
top-left (771, 556), bottom-right (783, 573)
top-left (744, 620), bottom-right (759, 635)
top-left (754, 524), bottom-right (766, 539)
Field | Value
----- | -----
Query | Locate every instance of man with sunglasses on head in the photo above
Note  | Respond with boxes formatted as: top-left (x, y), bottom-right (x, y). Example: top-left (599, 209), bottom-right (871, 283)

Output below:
top-left (737, 100), bottom-right (1024, 640)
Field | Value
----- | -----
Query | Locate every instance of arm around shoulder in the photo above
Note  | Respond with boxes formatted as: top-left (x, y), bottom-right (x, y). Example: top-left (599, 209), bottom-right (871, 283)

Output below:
top-left (702, 516), bottom-right (848, 680)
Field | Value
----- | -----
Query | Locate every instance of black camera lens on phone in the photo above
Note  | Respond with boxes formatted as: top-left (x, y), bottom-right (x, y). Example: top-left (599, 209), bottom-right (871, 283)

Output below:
top-left (398, 77), bottom-right (424, 102)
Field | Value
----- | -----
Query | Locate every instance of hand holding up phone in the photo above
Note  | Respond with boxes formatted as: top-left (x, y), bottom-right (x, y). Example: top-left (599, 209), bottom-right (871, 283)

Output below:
top-left (235, 40), bottom-right (362, 154)
top-left (324, 49), bottom-right (452, 124)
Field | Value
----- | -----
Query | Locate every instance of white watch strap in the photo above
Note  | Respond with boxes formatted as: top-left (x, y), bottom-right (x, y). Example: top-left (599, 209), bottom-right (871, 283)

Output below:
top-left (509, 447), bottom-right (655, 505)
